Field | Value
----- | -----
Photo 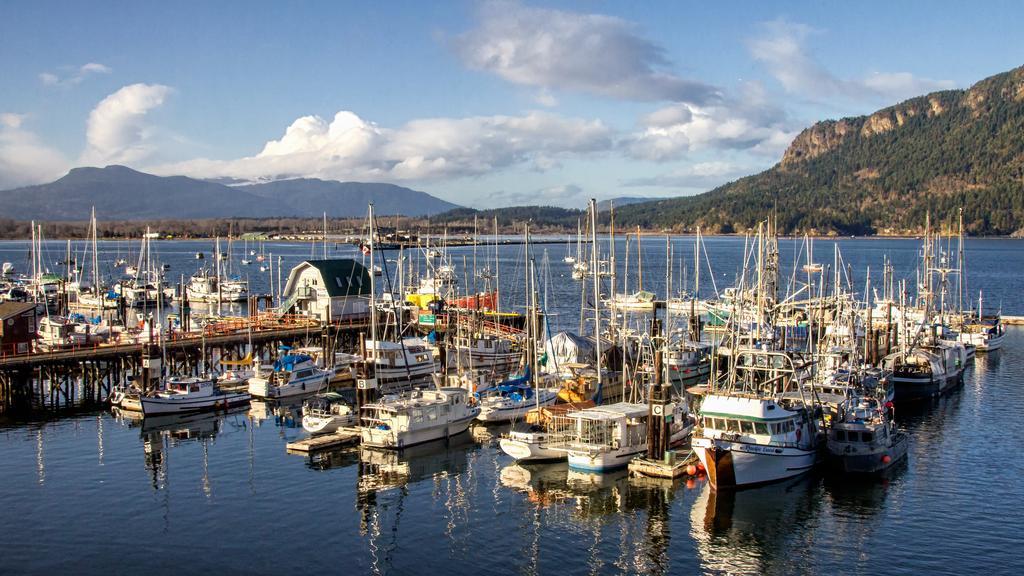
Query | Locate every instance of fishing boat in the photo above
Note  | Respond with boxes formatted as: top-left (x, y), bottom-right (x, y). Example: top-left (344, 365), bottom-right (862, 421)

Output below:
top-left (958, 313), bottom-right (1005, 352)
top-left (302, 391), bottom-right (357, 435)
top-left (883, 337), bottom-right (967, 401)
top-left (247, 352), bottom-right (332, 399)
top-left (451, 332), bottom-right (523, 372)
top-left (359, 388), bottom-right (479, 449)
top-left (138, 376), bottom-right (251, 415)
top-left (556, 402), bottom-right (693, 472)
top-left (826, 393), bottom-right (907, 474)
top-left (693, 390), bottom-right (819, 489)
top-left (365, 338), bottom-right (438, 392)
top-left (665, 340), bottom-right (713, 389)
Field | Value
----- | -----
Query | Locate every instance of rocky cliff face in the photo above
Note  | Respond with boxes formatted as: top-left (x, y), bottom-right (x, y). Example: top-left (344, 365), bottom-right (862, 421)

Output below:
top-left (780, 119), bottom-right (857, 168)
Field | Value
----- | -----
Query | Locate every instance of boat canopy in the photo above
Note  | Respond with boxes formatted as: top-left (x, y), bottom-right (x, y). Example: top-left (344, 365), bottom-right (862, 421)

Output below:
top-left (273, 354), bottom-right (313, 371)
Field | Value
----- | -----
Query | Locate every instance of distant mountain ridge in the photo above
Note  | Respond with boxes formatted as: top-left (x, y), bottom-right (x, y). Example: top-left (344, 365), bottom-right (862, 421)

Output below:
top-left (0, 166), bottom-right (460, 221)
top-left (613, 65), bottom-right (1024, 236)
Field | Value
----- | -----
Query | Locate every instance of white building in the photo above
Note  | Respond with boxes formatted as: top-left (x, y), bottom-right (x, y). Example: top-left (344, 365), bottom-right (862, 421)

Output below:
top-left (280, 259), bottom-right (372, 322)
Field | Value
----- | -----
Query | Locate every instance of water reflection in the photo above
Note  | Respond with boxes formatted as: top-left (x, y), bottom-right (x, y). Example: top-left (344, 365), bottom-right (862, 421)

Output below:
top-left (111, 406), bottom-right (248, 495)
top-left (356, 435), bottom-right (477, 576)
top-left (690, 475), bottom-right (822, 575)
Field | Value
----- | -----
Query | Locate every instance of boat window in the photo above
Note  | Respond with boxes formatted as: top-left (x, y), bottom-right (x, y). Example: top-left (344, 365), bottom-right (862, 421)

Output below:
top-left (754, 422), bottom-right (769, 435)
top-left (426, 407), bottom-right (438, 421)
top-left (846, 431), bottom-right (859, 442)
top-left (862, 431), bottom-right (873, 443)
top-left (726, 419), bottom-right (740, 432)
top-left (834, 430), bottom-right (846, 442)
top-left (740, 421), bottom-right (755, 434)
top-left (411, 409), bottom-right (422, 423)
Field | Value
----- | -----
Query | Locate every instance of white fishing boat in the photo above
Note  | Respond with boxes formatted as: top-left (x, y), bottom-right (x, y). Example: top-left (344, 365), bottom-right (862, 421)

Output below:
top-left (556, 402), bottom-right (693, 472)
top-left (693, 393), bottom-right (819, 489)
top-left (451, 332), bottom-right (523, 372)
top-left (302, 391), bottom-right (357, 435)
top-left (826, 393), bottom-right (908, 474)
top-left (36, 316), bottom-right (96, 350)
top-left (247, 352), bottom-right (332, 399)
top-left (666, 340), bottom-right (712, 388)
top-left (958, 314), bottom-right (1005, 352)
top-left (365, 338), bottom-right (437, 392)
top-left (139, 376), bottom-right (251, 415)
top-left (359, 387), bottom-right (479, 449)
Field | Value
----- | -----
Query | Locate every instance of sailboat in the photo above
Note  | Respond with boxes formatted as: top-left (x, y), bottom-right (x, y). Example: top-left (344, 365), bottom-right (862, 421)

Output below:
top-left (75, 208), bottom-right (118, 310)
top-left (563, 219), bottom-right (579, 263)
top-left (476, 227), bottom-right (561, 422)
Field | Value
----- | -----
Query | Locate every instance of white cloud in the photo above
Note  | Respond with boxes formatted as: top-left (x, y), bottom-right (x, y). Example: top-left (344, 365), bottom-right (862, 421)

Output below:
top-left (627, 82), bottom-right (797, 161)
top-left (80, 83), bottom-right (171, 166)
top-left (39, 62), bottom-right (112, 87)
top-left (452, 1), bottom-right (720, 103)
top-left (153, 109), bottom-right (613, 183)
top-left (0, 113), bottom-right (69, 189)
top-left (621, 161), bottom-right (755, 189)
top-left (749, 20), bottom-right (955, 103)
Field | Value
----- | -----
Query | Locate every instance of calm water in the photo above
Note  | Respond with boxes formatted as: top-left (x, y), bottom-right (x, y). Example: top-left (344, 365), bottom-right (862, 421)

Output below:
top-left (1, 236), bottom-right (1023, 575)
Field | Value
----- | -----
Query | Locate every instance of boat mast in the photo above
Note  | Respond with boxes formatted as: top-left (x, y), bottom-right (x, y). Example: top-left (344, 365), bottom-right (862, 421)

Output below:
top-left (369, 204), bottom-right (378, 352)
top-left (589, 199), bottom-right (603, 386)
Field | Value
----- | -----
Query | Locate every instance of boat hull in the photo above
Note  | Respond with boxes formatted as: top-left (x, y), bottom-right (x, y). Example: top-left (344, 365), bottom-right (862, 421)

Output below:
top-left (827, 432), bottom-right (908, 474)
top-left (499, 436), bottom-right (566, 462)
top-left (693, 437), bottom-right (817, 489)
top-left (566, 444), bottom-right (647, 472)
top-left (302, 414), bottom-right (356, 435)
top-left (140, 391), bottom-right (250, 415)
top-left (248, 375), bottom-right (329, 399)
top-left (891, 371), bottom-right (962, 401)
top-left (360, 412), bottom-right (478, 449)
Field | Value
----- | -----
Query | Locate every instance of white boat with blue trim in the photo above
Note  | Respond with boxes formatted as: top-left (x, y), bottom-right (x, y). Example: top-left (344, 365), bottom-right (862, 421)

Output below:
top-left (247, 352), bottom-right (331, 399)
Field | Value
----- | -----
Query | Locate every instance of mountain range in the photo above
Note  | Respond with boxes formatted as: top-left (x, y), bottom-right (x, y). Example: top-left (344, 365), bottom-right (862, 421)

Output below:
top-left (613, 65), bottom-right (1024, 236)
top-left (0, 165), bottom-right (460, 220)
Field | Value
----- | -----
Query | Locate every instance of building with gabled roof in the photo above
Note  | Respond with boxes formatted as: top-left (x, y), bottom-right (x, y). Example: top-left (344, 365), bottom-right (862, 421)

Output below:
top-left (280, 259), bottom-right (372, 322)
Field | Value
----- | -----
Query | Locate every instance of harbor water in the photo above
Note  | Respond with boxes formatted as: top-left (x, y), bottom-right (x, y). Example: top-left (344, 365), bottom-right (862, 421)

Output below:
top-left (1, 236), bottom-right (1023, 574)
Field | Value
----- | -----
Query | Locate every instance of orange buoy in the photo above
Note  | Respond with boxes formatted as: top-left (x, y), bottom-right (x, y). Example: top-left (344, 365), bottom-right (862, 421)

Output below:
top-left (686, 464), bottom-right (697, 476)
top-left (686, 478), bottom-right (696, 489)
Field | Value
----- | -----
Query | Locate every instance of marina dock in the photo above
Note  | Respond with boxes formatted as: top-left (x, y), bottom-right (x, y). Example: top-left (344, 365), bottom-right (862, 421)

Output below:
top-left (286, 428), bottom-right (361, 453)
top-left (0, 315), bottom-right (369, 413)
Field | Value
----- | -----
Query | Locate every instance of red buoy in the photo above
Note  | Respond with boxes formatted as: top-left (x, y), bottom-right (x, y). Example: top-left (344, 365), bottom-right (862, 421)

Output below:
top-left (686, 464), bottom-right (697, 476)
top-left (686, 478), bottom-right (696, 489)
top-left (881, 455), bottom-right (892, 464)
top-left (696, 462), bottom-right (705, 472)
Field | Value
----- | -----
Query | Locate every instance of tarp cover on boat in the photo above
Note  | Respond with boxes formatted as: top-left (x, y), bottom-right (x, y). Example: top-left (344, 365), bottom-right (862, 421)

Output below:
top-left (273, 354), bottom-right (313, 371)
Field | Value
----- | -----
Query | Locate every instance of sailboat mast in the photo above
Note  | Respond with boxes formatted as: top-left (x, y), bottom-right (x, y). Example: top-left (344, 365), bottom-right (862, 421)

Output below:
top-left (589, 199), bottom-right (603, 385)
top-left (369, 204), bottom-right (378, 349)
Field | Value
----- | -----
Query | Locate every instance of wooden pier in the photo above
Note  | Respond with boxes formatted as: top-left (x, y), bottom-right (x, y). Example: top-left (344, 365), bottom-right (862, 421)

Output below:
top-left (0, 315), bottom-right (370, 414)
top-left (287, 428), bottom-right (361, 453)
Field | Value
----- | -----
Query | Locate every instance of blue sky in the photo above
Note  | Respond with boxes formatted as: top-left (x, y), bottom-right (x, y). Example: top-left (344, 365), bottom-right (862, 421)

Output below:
top-left (2, 0), bottom-right (1023, 208)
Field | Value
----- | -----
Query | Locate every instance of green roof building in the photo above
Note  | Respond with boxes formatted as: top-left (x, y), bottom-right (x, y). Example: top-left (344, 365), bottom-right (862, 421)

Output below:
top-left (281, 259), bottom-right (372, 322)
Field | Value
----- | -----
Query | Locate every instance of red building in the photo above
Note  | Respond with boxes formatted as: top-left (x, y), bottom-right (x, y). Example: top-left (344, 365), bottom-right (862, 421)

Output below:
top-left (0, 302), bottom-right (38, 355)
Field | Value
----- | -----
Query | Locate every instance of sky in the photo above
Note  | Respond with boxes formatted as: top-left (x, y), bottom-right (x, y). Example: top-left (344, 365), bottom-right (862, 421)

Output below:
top-left (2, 0), bottom-right (1023, 209)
